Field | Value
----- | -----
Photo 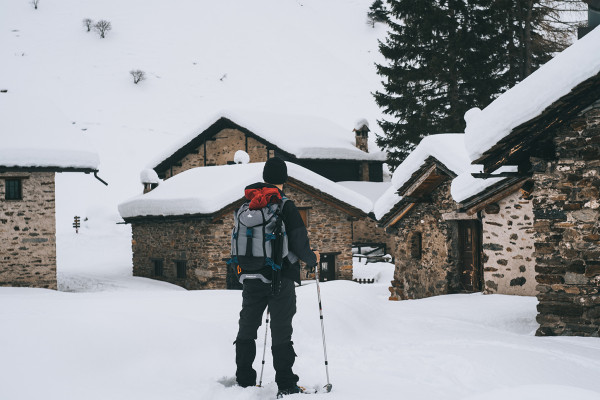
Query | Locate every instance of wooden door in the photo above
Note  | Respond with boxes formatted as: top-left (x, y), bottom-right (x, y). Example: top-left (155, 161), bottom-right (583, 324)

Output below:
top-left (457, 220), bottom-right (482, 292)
top-left (319, 254), bottom-right (336, 282)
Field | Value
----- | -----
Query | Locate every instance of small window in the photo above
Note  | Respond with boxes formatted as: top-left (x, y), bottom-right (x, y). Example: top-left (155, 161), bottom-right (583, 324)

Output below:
top-left (175, 260), bottom-right (187, 279)
top-left (152, 259), bottom-right (164, 277)
top-left (298, 208), bottom-right (309, 228)
top-left (410, 232), bottom-right (422, 260)
top-left (5, 179), bottom-right (22, 200)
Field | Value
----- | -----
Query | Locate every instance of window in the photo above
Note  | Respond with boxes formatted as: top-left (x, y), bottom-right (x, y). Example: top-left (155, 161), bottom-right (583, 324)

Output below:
top-left (298, 208), bottom-right (309, 227)
top-left (410, 232), bottom-right (422, 260)
top-left (175, 260), bottom-right (187, 279)
top-left (152, 259), bottom-right (164, 277)
top-left (5, 179), bottom-right (22, 200)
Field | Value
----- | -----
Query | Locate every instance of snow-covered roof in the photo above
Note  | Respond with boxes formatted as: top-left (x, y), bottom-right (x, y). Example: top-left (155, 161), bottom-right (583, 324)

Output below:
top-left (119, 162), bottom-right (373, 219)
top-left (148, 110), bottom-right (386, 169)
top-left (338, 181), bottom-right (392, 203)
top-left (450, 166), bottom-right (519, 204)
top-left (0, 93), bottom-right (100, 170)
top-left (373, 134), bottom-right (469, 220)
top-left (464, 26), bottom-right (600, 162)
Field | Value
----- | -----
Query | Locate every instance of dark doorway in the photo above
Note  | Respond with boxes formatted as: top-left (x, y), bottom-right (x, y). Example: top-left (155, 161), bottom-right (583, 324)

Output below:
top-left (457, 220), bottom-right (482, 292)
top-left (319, 253), bottom-right (337, 282)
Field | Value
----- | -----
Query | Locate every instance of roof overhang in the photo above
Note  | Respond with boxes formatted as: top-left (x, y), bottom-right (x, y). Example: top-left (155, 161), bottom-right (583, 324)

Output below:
top-left (474, 72), bottom-right (600, 173)
top-left (378, 160), bottom-right (455, 228)
top-left (458, 177), bottom-right (531, 215)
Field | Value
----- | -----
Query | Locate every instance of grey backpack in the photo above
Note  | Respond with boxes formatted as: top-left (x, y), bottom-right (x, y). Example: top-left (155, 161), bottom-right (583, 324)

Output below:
top-left (230, 198), bottom-right (296, 283)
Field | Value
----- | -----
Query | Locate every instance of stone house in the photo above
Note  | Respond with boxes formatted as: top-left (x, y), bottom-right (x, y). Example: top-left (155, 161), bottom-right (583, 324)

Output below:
top-left (451, 173), bottom-right (537, 296)
top-left (373, 134), bottom-right (475, 300)
top-left (118, 162), bottom-right (372, 290)
top-left (147, 111), bottom-right (386, 183)
top-left (462, 26), bottom-right (600, 336)
top-left (0, 93), bottom-right (100, 289)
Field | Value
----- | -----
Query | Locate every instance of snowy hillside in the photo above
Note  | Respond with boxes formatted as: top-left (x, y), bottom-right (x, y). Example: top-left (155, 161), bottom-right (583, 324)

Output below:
top-left (0, 0), bottom-right (386, 231)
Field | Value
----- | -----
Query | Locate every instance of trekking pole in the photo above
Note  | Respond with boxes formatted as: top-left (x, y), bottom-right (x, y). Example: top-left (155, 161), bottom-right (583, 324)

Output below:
top-left (258, 309), bottom-right (270, 387)
top-left (314, 262), bottom-right (332, 393)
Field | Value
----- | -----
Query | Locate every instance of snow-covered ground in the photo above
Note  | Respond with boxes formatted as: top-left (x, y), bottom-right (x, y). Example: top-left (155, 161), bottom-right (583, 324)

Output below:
top-left (2, 229), bottom-right (600, 400)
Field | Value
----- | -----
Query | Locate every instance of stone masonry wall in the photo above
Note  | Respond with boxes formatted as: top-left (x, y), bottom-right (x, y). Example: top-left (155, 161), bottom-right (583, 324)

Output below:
top-left (0, 172), bottom-right (57, 289)
top-left (481, 190), bottom-right (537, 296)
top-left (353, 217), bottom-right (389, 246)
top-left (534, 104), bottom-right (600, 337)
top-left (130, 185), bottom-right (356, 289)
top-left (131, 217), bottom-right (232, 290)
top-left (167, 129), bottom-right (268, 178)
top-left (285, 185), bottom-right (354, 281)
top-left (388, 180), bottom-right (460, 300)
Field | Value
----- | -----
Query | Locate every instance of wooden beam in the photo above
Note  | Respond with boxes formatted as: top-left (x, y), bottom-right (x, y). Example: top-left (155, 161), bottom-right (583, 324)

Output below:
top-left (385, 203), bottom-right (415, 228)
top-left (465, 179), bottom-right (529, 215)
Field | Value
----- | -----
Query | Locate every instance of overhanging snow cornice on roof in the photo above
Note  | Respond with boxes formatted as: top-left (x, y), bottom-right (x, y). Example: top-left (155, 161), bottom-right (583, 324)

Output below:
top-left (474, 71), bottom-right (600, 173)
top-left (0, 166), bottom-right (98, 173)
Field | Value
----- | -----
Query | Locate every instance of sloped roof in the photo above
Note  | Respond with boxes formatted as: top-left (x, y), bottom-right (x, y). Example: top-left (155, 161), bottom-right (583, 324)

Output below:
top-left (464, 26), bottom-right (600, 168)
top-left (0, 92), bottom-right (100, 171)
top-left (373, 134), bottom-right (469, 220)
top-left (118, 162), bottom-right (373, 220)
top-left (148, 110), bottom-right (386, 171)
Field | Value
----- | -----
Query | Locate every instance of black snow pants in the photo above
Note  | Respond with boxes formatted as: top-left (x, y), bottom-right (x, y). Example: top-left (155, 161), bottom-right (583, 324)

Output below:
top-left (235, 278), bottom-right (299, 390)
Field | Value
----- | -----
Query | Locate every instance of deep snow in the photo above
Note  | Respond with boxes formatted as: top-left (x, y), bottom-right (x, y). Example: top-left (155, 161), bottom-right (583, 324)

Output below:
top-left (1, 227), bottom-right (600, 400)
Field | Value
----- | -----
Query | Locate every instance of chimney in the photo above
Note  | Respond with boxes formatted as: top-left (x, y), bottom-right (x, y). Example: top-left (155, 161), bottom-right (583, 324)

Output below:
top-left (353, 118), bottom-right (370, 152)
top-left (578, 0), bottom-right (600, 39)
top-left (140, 169), bottom-right (160, 194)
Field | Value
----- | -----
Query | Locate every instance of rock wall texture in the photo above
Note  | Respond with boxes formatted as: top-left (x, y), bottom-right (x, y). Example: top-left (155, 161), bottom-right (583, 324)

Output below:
top-left (0, 172), bottom-right (57, 289)
top-left (388, 180), bottom-right (461, 300)
top-left (481, 190), bottom-right (537, 296)
top-left (534, 104), bottom-right (600, 337)
top-left (130, 184), bottom-right (356, 289)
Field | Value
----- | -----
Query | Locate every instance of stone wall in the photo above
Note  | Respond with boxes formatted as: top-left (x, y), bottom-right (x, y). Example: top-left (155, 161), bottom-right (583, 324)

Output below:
top-left (533, 104), bottom-right (600, 337)
top-left (481, 190), bottom-right (537, 296)
top-left (0, 172), bottom-right (57, 289)
top-left (166, 129), bottom-right (268, 178)
top-left (286, 185), bottom-right (354, 280)
top-left (131, 217), bottom-right (231, 289)
top-left (130, 184), bottom-right (356, 289)
top-left (388, 180), bottom-right (461, 300)
top-left (352, 217), bottom-right (389, 246)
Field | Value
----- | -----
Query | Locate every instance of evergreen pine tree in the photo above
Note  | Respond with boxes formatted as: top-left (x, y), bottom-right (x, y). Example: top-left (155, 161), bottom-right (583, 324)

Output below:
top-left (367, 0), bottom-right (389, 27)
top-left (374, 0), bottom-right (578, 170)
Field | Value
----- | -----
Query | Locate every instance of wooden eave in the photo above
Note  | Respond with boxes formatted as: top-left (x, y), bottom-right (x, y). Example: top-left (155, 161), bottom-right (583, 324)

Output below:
top-left (474, 71), bottom-right (600, 173)
top-left (459, 177), bottom-right (530, 216)
top-left (378, 159), bottom-right (455, 228)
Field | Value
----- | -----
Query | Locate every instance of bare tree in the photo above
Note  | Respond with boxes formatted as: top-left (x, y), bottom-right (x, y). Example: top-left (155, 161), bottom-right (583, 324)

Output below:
top-left (130, 70), bottom-right (146, 84)
top-left (31, 0), bottom-right (39, 9)
top-left (94, 20), bottom-right (112, 38)
top-left (83, 18), bottom-right (94, 32)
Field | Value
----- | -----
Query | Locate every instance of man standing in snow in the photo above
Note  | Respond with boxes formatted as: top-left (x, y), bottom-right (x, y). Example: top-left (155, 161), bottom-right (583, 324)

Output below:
top-left (234, 157), bottom-right (319, 397)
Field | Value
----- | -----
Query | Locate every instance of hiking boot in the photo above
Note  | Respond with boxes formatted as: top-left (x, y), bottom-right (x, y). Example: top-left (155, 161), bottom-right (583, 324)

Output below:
top-left (276, 385), bottom-right (305, 398)
top-left (235, 339), bottom-right (257, 388)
